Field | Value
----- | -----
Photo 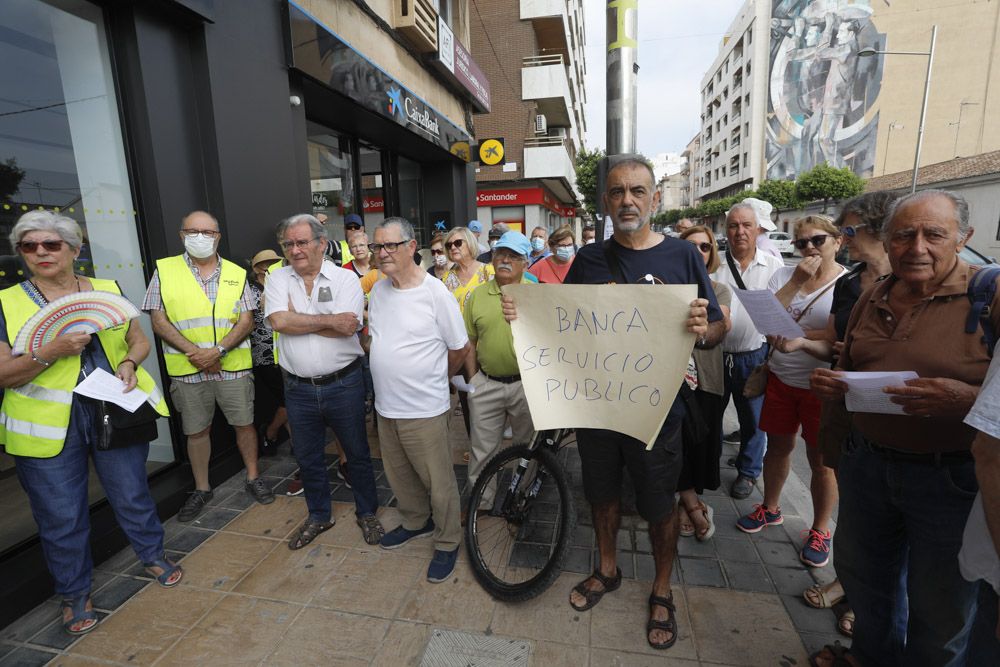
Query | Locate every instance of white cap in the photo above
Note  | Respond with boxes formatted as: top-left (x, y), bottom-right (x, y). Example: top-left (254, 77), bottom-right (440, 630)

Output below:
top-left (741, 198), bottom-right (776, 231)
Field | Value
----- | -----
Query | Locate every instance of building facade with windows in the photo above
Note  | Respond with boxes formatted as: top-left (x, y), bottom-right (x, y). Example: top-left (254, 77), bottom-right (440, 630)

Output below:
top-left (0, 0), bottom-right (487, 626)
top-left (469, 0), bottom-right (586, 234)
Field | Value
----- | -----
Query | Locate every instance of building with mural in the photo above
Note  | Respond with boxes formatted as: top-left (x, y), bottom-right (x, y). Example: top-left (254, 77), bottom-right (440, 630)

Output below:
top-left (696, 0), bottom-right (1000, 201)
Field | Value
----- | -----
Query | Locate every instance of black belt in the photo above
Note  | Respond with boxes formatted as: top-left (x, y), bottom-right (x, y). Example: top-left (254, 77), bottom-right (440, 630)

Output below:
top-left (484, 372), bottom-right (521, 384)
top-left (867, 441), bottom-right (973, 466)
top-left (286, 358), bottom-right (361, 386)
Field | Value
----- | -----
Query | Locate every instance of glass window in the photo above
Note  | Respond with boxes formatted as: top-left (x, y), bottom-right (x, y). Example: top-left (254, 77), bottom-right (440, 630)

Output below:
top-left (398, 156), bottom-right (424, 246)
top-left (0, 0), bottom-right (175, 554)
top-left (307, 122), bottom-right (356, 244)
top-left (359, 144), bottom-right (385, 229)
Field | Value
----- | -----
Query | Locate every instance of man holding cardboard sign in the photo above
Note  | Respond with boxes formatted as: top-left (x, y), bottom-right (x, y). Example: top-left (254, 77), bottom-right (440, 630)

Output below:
top-left (502, 157), bottom-right (725, 650)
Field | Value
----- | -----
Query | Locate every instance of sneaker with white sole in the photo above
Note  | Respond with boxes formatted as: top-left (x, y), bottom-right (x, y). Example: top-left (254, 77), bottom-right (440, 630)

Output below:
top-left (799, 528), bottom-right (832, 567)
top-left (736, 504), bottom-right (783, 533)
top-left (380, 519), bottom-right (435, 550)
top-left (427, 548), bottom-right (459, 583)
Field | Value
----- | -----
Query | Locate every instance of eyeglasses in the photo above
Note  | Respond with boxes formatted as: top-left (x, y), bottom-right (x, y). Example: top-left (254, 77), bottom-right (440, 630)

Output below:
top-left (691, 242), bottom-right (713, 253)
top-left (430, 248), bottom-right (445, 256)
top-left (280, 237), bottom-right (318, 251)
top-left (368, 241), bottom-right (408, 254)
top-left (841, 224), bottom-right (868, 238)
top-left (445, 239), bottom-right (464, 249)
top-left (793, 234), bottom-right (831, 250)
top-left (181, 229), bottom-right (220, 237)
top-left (17, 239), bottom-right (65, 253)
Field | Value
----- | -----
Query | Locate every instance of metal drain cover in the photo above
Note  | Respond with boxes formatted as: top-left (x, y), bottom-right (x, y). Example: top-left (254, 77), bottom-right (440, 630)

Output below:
top-left (419, 629), bottom-right (531, 666)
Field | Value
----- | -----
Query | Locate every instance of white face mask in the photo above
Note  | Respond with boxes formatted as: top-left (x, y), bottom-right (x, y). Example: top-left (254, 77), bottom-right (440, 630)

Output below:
top-left (184, 233), bottom-right (216, 259)
top-left (434, 253), bottom-right (448, 267)
top-left (585, 238), bottom-right (595, 245)
top-left (531, 237), bottom-right (545, 251)
top-left (555, 246), bottom-right (575, 261)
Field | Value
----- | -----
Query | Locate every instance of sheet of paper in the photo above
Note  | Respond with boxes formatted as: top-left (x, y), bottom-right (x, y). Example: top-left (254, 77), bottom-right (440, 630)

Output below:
top-left (840, 371), bottom-right (919, 415)
top-left (732, 289), bottom-right (806, 339)
top-left (504, 283), bottom-right (697, 449)
top-left (451, 376), bottom-right (476, 394)
top-left (73, 367), bottom-right (149, 413)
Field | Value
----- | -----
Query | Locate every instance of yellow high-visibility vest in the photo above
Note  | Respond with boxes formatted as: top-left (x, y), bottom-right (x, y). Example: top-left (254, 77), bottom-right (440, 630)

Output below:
top-left (0, 279), bottom-right (169, 458)
top-left (156, 255), bottom-right (252, 377)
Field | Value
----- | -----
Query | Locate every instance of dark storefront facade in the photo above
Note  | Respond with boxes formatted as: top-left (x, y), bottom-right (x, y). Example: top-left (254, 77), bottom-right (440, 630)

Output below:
top-left (0, 0), bottom-right (477, 627)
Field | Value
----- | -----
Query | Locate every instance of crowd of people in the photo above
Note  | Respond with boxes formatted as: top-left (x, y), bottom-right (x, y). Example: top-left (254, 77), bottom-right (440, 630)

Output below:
top-left (2, 156), bottom-right (999, 665)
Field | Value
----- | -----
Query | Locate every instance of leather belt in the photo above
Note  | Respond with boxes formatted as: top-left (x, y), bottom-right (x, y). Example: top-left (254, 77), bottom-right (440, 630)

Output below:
top-left (866, 441), bottom-right (973, 466)
top-left (285, 358), bottom-right (361, 386)
top-left (484, 372), bottom-right (521, 384)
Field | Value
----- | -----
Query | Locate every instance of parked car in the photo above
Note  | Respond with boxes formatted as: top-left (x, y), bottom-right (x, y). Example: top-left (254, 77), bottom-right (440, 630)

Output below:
top-left (767, 231), bottom-right (794, 256)
top-left (715, 234), bottom-right (728, 253)
top-left (961, 244), bottom-right (997, 266)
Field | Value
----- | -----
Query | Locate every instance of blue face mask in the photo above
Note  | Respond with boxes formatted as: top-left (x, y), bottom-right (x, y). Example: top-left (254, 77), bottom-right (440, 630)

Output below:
top-left (531, 237), bottom-right (545, 252)
top-left (555, 246), bottom-right (575, 261)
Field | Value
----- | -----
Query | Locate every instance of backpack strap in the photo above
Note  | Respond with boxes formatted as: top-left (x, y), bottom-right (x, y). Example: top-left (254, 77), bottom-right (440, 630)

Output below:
top-left (966, 264), bottom-right (1000, 357)
top-left (602, 239), bottom-right (625, 284)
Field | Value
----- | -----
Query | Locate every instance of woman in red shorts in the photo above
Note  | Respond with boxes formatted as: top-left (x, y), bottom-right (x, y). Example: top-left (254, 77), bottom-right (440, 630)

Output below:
top-left (736, 215), bottom-right (846, 569)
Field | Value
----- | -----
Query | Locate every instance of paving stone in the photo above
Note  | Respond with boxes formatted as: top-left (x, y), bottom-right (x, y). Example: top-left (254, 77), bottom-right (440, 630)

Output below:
top-left (570, 525), bottom-right (594, 549)
top-left (563, 547), bottom-right (592, 575)
top-left (712, 516), bottom-right (752, 539)
top-left (679, 558), bottom-right (726, 588)
top-left (634, 553), bottom-right (655, 581)
top-left (617, 531), bottom-right (633, 551)
top-left (26, 610), bottom-right (107, 651)
top-left (780, 594), bottom-right (841, 634)
top-left (766, 564), bottom-right (819, 597)
top-left (330, 484), bottom-right (355, 502)
top-left (216, 490), bottom-right (257, 511)
top-left (0, 602), bottom-right (60, 643)
top-left (677, 536), bottom-right (716, 558)
top-left (0, 642), bottom-right (14, 660)
top-left (634, 531), bottom-right (651, 553)
top-left (0, 647), bottom-right (57, 667)
top-left (164, 527), bottom-right (215, 553)
top-left (187, 507), bottom-right (240, 531)
top-left (721, 562), bottom-right (774, 593)
top-left (91, 576), bottom-right (147, 611)
top-left (714, 536), bottom-right (760, 563)
top-left (757, 540), bottom-right (802, 566)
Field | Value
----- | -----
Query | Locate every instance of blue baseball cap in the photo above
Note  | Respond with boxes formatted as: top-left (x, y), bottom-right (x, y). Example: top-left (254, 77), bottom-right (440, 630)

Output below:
top-left (344, 213), bottom-right (363, 229)
top-left (467, 220), bottom-right (483, 233)
top-left (494, 231), bottom-right (531, 259)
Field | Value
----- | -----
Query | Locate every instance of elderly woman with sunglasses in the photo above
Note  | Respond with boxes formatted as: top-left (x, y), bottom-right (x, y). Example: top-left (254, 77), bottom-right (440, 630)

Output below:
top-left (0, 211), bottom-right (178, 636)
top-left (427, 232), bottom-right (452, 281)
top-left (443, 227), bottom-right (494, 311)
top-left (676, 226), bottom-right (732, 540)
top-left (736, 215), bottom-right (847, 569)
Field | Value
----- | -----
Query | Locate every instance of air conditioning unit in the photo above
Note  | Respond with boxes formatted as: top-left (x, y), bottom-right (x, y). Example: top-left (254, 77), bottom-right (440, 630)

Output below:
top-left (393, 0), bottom-right (438, 53)
top-left (534, 114), bottom-right (548, 134)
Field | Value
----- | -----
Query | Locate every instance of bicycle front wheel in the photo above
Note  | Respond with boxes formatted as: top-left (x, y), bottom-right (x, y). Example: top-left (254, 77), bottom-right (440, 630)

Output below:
top-left (465, 443), bottom-right (576, 602)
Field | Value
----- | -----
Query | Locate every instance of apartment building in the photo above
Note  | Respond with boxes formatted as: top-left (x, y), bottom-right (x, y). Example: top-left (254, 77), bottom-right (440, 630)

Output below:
top-left (470, 0), bottom-right (586, 232)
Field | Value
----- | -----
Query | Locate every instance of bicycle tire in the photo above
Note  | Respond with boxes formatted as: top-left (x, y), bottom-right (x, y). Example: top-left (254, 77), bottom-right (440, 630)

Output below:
top-left (465, 442), bottom-right (576, 602)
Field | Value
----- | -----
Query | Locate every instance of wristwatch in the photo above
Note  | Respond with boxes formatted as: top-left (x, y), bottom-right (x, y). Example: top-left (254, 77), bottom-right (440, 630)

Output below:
top-left (216, 345), bottom-right (228, 357)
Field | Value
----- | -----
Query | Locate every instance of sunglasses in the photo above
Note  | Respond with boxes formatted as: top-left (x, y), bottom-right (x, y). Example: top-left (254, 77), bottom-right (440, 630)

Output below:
top-left (691, 242), bottom-right (713, 253)
top-left (841, 224), bottom-right (868, 238)
top-left (18, 239), bottom-right (66, 253)
top-left (430, 248), bottom-right (445, 255)
top-left (793, 234), bottom-right (831, 250)
top-left (445, 239), bottom-right (464, 249)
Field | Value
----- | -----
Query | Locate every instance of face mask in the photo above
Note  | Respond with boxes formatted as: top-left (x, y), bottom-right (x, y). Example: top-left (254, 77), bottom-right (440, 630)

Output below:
top-left (585, 239), bottom-right (595, 245)
top-left (184, 233), bottom-right (216, 259)
top-left (489, 240), bottom-right (498, 250)
top-left (555, 246), bottom-right (575, 261)
top-left (531, 237), bottom-right (545, 251)
top-left (434, 254), bottom-right (448, 267)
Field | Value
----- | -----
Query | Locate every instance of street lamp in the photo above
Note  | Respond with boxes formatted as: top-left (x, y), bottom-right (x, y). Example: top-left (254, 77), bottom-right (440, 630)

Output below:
top-left (950, 100), bottom-right (980, 157)
top-left (882, 121), bottom-right (904, 175)
top-left (859, 25), bottom-right (937, 193)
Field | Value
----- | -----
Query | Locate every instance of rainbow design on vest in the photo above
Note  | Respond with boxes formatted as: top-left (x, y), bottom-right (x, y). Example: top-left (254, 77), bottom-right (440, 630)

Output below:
top-left (11, 291), bottom-right (141, 355)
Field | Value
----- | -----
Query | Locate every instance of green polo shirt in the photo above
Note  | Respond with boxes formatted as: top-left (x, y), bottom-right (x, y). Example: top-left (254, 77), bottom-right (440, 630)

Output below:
top-left (464, 275), bottom-right (533, 377)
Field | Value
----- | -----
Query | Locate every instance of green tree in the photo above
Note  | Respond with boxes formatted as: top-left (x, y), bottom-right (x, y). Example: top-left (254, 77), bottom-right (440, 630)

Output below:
top-left (794, 164), bottom-right (865, 212)
top-left (574, 147), bottom-right (606, 221)
top-left (755, 179), bottom-right (799, 211)
top-left (0, 158), bottom-right (26, 202)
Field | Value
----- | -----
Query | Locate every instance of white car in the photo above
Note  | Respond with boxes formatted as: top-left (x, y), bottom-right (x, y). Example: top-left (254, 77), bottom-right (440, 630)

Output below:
top-left (767, 231), bottom-right (794, 256)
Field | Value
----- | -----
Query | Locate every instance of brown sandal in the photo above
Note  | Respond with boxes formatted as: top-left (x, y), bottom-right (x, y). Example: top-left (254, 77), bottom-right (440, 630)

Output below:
top-left (288, 519), bottom-right (335, 550)
top-left (569, 567), bottom-right (622, 611)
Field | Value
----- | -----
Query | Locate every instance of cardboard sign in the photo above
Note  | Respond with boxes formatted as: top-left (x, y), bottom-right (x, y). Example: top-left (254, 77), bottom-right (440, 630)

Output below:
top-left (504, 284), bottom-right (696, 448)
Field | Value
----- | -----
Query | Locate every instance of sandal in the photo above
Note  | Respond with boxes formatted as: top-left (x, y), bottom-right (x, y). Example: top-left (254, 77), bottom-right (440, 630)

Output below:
top-left (569, 567), bottom-right (622, 611)
top-left (693, 503), bottom-right (715, 542)
top-left (288, 518), bottom-right (335, 550)
top-left (837, 609), bottom-right (855, 638)
top-left (143, 556), bottom-right (184, 587)
top-left (810, 641), bottom-right (859, 667)
top-left (647, 592), bottom-right (678, 650)
top-left (803, 580), bottom-right (846, 609)
top-left (678, 505), bottom-right (695, 537)
top-left (357, 514), bottom-right (385, 545)
top-left (61, 596), bottom-right (99, 636)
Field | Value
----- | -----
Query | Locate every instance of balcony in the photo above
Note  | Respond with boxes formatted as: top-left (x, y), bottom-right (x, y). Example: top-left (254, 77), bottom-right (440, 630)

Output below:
top-left (522, 54), bottom-right (573, 128)
top-left (524, 136), bottom-right (577, 200)
top-left (521, 0), bottom-right (570, 60)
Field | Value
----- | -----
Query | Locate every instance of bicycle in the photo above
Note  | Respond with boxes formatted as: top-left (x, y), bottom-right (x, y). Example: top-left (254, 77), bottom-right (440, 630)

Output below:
top-left (464, 428), bottom-right (577, 602)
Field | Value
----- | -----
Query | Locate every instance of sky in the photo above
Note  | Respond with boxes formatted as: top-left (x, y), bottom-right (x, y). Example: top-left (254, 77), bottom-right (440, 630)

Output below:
top-left (582, 0), bottom-right (747, 158)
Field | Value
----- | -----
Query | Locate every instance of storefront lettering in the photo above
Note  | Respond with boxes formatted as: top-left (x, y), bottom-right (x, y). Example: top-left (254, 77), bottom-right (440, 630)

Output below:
top-left (404, 98), bottom-right (441, 138)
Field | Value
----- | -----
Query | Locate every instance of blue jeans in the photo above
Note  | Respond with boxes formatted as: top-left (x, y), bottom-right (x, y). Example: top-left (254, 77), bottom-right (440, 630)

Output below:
top-left (283, 366), bottom-right (378, 522)
top-left (722, 345), bottom-right (768, 479)
top-left (14, 398), bottom-right (164, 598)
top-left (836, 438), bottom-right (987, 666)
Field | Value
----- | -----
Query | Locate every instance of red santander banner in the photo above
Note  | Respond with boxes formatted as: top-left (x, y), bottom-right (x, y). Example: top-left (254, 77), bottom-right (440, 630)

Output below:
top-left (476, 188), bottom-right (575, 217)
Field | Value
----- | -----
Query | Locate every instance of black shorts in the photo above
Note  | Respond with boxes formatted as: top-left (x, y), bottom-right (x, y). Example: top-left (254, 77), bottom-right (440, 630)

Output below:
top-left (576, 424), bottom-right (683, 523)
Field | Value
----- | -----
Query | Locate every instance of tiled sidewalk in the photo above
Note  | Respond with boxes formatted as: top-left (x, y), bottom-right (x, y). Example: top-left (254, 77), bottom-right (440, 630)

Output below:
top-left (0, 408), bottom-right (847, 666)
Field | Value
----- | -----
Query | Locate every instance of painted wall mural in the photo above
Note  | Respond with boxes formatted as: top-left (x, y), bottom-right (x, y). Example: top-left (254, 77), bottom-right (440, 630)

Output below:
top-left (766, 0), bottom-right (884, 179)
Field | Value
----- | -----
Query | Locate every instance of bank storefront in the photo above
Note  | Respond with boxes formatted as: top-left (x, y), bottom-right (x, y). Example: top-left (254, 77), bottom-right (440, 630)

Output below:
top-left (0, 0), bottom-right (479, 627)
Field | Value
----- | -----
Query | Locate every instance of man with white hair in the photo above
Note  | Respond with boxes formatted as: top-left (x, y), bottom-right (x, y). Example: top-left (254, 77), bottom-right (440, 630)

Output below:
top-left (712, 200), bottom-right (784, 499)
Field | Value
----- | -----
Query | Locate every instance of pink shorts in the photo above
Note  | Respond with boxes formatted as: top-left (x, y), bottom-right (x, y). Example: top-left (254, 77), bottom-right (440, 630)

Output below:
top-left (759, 374), bottom-right (822, 447)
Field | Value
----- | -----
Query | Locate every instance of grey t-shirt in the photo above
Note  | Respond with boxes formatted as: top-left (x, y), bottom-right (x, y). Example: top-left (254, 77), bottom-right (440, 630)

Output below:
top-left (960, 352), bottom-right (1000, 593)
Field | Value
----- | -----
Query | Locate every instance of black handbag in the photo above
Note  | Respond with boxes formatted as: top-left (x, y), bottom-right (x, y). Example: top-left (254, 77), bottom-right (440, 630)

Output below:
top-left (94, 399), bottom-right (160, 450)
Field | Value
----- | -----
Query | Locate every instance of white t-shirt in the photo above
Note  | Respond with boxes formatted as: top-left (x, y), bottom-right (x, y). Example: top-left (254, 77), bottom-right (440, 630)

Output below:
top-left (264, 260), bottom-right (365, 377)
top-left (766, 265), bottom-right (846, 389)
top-left (369, 272), bottom-right (469, 419)
top-left (712, 249), bottom-right (784, 353)
top-left (960, 352), bottom-right (1000, 593)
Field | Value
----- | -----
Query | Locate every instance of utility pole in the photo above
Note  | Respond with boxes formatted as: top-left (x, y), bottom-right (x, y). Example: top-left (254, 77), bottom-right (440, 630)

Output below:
top-left (606, 0), bottom-right (638, 154)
